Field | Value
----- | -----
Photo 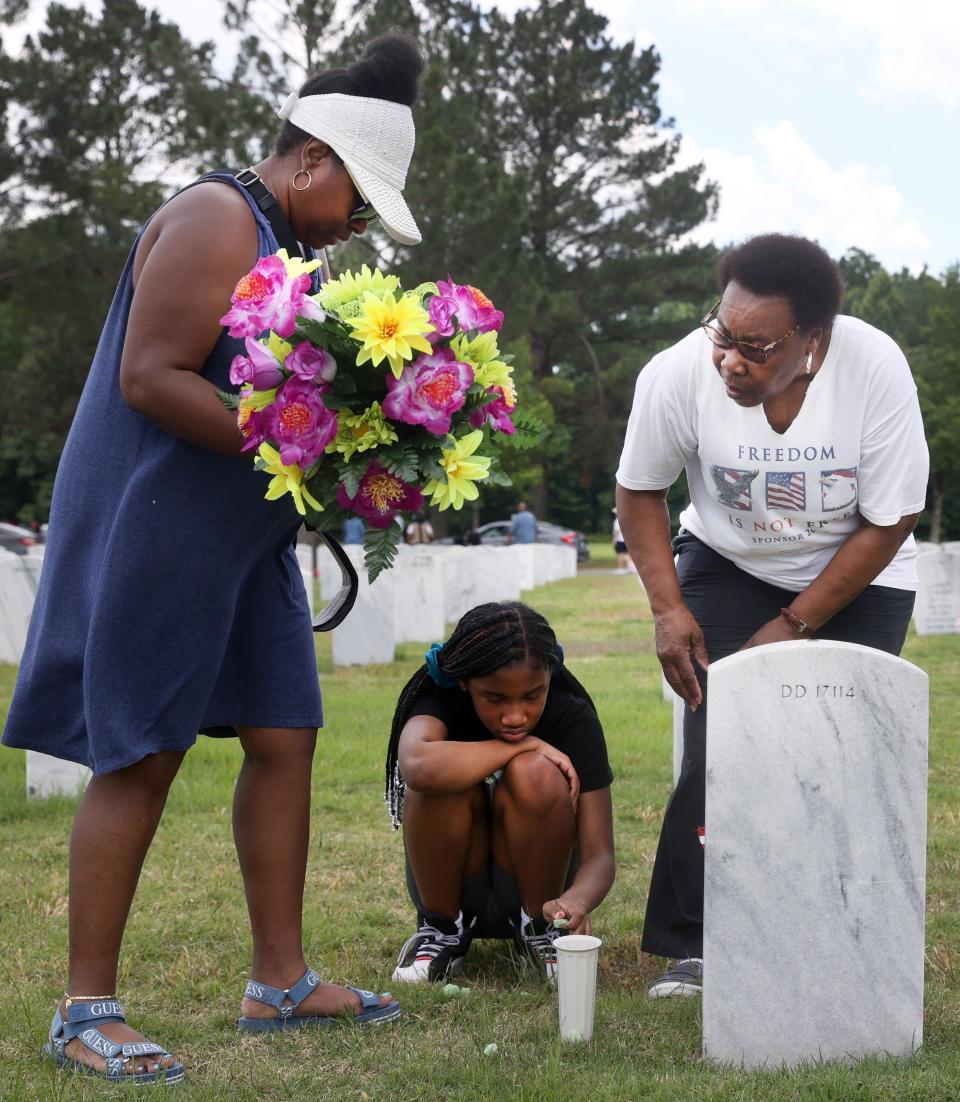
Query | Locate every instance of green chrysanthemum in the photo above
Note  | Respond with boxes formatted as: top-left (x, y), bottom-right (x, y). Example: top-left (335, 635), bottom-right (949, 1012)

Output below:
top-left (318, 264), bottom-right (400, 318)
top-left (328, 401), bottom-right (399, 462)
top-left (451, 331), bottom-right (515, 403)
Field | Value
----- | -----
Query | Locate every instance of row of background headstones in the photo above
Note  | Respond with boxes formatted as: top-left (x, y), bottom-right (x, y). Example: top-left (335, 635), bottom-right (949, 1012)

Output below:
top-left (304, 542), bottom-right (577, 668)
top-left (0, 541), bottom-right (577, 795)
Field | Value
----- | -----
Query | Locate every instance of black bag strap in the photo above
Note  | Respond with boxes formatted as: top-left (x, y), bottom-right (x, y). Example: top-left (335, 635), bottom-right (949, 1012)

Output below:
top-left (231, 167), bottom-right (357, 631)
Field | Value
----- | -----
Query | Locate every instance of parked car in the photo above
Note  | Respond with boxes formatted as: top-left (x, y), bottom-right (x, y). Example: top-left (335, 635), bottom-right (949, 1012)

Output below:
top-left (442, 519), bottom-right (589, 562)
top-left (0, 522), bottom-right (39, 556)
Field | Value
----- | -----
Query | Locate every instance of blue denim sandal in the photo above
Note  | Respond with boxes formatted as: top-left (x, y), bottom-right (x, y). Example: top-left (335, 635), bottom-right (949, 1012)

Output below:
top-left (44, 998), bottom-right (185, 1085)
top-left (236, 967), bottom-right (400, 1032)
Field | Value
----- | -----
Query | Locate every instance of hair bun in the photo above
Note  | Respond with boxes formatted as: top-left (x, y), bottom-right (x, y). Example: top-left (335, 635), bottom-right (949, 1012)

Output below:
top-left (351, 30), bottom-right (424, 107)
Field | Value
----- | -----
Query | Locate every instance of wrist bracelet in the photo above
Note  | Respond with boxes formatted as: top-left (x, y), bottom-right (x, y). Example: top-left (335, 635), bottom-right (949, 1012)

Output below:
top-left (779, 607), bottom-right (809, 635)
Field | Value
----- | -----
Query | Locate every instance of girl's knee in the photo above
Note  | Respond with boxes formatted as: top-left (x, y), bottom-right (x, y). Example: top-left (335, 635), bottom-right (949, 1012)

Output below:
top-left (500, 753), bottom-right (568, 813)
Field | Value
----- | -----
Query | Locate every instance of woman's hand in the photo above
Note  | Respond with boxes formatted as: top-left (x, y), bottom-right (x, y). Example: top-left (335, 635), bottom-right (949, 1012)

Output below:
top-left (654, 605), bottom-right (709, 710)
top-left (523, 738), bottom-right (580, 811)
top-left (543, 894), bottom-right (591, 934)
top-left (741, 614), bottom-right (804, 650)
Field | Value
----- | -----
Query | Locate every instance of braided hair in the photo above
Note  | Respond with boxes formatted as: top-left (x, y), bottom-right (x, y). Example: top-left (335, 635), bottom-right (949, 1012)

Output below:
top-left (385, 601), bottom-right (596, 829)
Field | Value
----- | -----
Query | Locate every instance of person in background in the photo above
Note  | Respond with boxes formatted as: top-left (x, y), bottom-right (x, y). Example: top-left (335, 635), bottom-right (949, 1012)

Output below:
top-left (404, 511), bottom-right (434, 545)
top-left (1, 31), bottom-right (425, 1085)
top-left (615, 232), bottom-right (928, 1001)
top-left (385, 602), bottom-right (615, 985)
top-left (611, 508), bottom-right (631, 574)
top-left (342, 515), bottom-right (365, 544)
top-left (508, 501), bottom-right (538, 544)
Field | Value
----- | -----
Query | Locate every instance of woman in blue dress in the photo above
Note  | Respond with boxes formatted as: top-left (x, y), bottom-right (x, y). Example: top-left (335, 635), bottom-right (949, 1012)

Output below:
top-left (2, 31), bottom-right (424, 1085)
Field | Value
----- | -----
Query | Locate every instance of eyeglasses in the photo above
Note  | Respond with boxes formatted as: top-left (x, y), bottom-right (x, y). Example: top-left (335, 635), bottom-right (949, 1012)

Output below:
top-left (348, 198), bottom-right (379, 225)
top-left (344, 164), bottom-right (379, 225)
top-left (700, 299), bottom-right (799, 364)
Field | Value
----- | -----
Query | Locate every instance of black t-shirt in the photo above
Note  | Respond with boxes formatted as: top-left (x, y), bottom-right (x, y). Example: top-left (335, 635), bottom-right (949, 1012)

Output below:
top-left (409, 685), bottom-right (614, 793)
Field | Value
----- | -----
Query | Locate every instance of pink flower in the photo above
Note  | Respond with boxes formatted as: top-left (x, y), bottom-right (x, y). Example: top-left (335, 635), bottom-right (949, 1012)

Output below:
top-left (286, 342), bottom-right (337, 383)
top-left (468, 387), bottom-right (516, 435)
top-left (237, 389), bottom-right (268, 453)
top-left (430, 277), bottom-right (504, 335)
top-left (427, 293), bottom-right (458, 340)
top-left (229, 337), bottom-right (284, 389)
top-left (220, 255), bottom-right (325, 339)
top-left (382, 348), bottom-right (474, 436)
top-left (264, 378), bottom-right (338, 466)
top-left (337, 463), bottom-right (424, 529)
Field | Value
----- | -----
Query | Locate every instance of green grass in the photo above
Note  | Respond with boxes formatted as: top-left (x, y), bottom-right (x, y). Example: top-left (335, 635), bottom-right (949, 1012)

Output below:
top-left (1, 573), bottom-right (959, 1100)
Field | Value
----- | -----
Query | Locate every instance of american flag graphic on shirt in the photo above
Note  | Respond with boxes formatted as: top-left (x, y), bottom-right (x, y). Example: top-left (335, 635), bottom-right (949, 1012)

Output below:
top-left (765, 470), bottom-right (806, 511)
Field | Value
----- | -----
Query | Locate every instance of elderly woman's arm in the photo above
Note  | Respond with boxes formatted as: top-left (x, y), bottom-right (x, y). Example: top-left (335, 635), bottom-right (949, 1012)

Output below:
top-left (741, 511), bottom-right (922, 648)
top-left (614, 484), bottom-right (710, 709)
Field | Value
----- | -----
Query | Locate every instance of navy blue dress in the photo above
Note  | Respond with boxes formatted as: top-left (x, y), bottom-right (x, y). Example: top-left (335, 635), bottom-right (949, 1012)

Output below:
top-left (2, 176), bottom-right (323, 774)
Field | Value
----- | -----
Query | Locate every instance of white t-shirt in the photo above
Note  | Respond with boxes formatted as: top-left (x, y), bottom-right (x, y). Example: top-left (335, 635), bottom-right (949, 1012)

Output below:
top-left (616, 316), bottom-right (929, 592)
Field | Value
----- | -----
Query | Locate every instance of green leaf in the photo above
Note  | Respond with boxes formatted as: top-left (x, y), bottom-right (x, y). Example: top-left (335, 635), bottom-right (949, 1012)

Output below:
top-left (503, 413), bottom-right (547, 451)
top-left (329, 372), bottom-right (357, 395)
top-left (339, 460), bottom-right (365, 500)
top-left (216, 389), bottom-right (241, 411)
top-left (484, 467), bottom-right (513, 487)
top-left (363, 524), bottom-right (400, 584)
top-left (382, 445), bottom-right (420, 483)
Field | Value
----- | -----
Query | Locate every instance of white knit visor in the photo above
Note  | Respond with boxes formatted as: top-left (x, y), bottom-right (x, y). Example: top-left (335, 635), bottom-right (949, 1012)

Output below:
top-left (278, 92), bottom-right (421, 246)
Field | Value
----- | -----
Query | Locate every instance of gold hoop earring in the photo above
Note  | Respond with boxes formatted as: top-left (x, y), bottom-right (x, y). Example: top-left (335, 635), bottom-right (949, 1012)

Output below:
top-left (292, 169), bottom-right (312, 192)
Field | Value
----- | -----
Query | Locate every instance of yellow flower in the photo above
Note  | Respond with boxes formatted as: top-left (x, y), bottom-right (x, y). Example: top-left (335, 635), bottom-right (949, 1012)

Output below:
top-left (423, 431), bottom-right (491, 511)
top-left (265, 332), bottom-right (293, 363)
top-left (329, 402), bottom-right (399, 462)
top-left (276, 248), bottom-right (322, 280)
top-left (239, 385), bottom-right (278, 413)
top-left (319, 264), bottom-right (400, 316)
top-left (451, 331), bottom-right (515, 398)
top-left (256, 443), bottom-right (323, 517)
top-left (349, 291), bottom-right (434, 379)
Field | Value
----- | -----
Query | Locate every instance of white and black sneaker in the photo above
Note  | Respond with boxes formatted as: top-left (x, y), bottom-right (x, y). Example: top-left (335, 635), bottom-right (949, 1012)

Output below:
top-left (513, 908), bottom-right (561, 985)
top-left (392, 910), bottom-right (474, 984)
top-left (647, 957), bottom-right (703, 998)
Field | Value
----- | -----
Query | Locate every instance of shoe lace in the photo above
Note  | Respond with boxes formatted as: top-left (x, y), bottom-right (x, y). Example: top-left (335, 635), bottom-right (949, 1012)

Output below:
top-left (397, 923), bottom-right (465, 964)
top-left (522, 926), bottom-right (560, 962)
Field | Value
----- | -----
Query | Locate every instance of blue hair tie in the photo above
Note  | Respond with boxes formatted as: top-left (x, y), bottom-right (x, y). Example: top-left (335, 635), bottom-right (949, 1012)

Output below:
top-left (424, 643), bottom-right (456, 689)
top-left (554, 643), bottom-right (564, 667)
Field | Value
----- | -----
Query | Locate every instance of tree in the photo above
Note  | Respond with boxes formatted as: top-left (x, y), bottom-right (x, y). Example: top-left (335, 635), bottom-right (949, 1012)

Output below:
top-left (0, 0), bottom-right (248, 520)
top-left (346, 0), bottom-right (718, 523)
top-left (845, 261), bottom-right (960, 543)
top-left (912, 268), bottom-right (960, 542)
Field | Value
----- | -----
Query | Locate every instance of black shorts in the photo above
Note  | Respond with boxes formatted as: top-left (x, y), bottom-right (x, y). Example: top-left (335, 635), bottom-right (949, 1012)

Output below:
top-left (614, 540), bottom-right (627, 554)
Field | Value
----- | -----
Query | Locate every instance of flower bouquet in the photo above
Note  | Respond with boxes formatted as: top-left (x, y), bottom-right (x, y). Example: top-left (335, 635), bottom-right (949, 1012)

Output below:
top-left (219, 252), bottom-right (542, 581)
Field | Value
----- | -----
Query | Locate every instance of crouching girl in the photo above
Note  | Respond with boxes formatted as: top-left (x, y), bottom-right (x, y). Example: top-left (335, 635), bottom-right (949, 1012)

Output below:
top-left (384, 601), bottom-right (615, 983)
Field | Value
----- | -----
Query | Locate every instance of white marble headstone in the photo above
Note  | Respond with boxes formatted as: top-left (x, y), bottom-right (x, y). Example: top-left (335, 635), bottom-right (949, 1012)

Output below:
top-left (703, 640), bottom-right (928, 1069)
top-left (0, 549), bottom-right (37, 664)
top-left (392, 555), bottom-right (445, 644)
top-left (500, 544), bottom-right (536, 591)
top-left (914, 544), bottom-right (960, 634)
top-left (331, 570), bottom-right (395, 666)
top-left (27, 751), bottom-right (91, 798)
top-left (671, 692), bottom-right (684, 786)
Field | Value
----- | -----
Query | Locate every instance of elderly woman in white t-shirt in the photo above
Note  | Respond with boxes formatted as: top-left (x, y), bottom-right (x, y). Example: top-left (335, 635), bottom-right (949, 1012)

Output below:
top-left (614, 233), bottom-right (928, 1000)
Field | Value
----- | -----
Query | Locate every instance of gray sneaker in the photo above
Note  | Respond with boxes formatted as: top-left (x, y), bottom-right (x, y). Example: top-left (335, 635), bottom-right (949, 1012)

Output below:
top-left (647, 957), bottom-right (702, 998)
top-left (513, 914), bottom-right (561, 984)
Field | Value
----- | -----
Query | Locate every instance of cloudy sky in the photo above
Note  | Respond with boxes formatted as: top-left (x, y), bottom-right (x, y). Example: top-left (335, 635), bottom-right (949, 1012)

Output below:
top-left (10, 0), bottom-right (959, 273)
